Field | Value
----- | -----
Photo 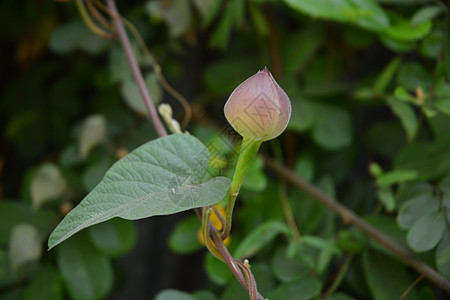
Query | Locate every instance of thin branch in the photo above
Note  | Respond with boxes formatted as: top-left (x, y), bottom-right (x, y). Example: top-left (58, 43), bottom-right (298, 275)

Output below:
top-left (264, 156), bottom-right (450, 294)
top-left (210, 225), bottom-right (265, 300)
top-left (105, 0), bottom-right (167, 137)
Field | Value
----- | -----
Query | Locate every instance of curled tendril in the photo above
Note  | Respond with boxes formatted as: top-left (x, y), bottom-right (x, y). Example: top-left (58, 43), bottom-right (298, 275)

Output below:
top-left (75, 0), bottom-right (116, 38)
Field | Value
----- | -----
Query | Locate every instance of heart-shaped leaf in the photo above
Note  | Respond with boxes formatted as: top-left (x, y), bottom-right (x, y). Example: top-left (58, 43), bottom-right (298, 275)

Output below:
top-left (48, 134), bottom-right (231, 250)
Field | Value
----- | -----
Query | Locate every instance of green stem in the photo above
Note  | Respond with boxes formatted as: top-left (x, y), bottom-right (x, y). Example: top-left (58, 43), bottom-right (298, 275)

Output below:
top-left (222, 138), bottom-right (262, 239)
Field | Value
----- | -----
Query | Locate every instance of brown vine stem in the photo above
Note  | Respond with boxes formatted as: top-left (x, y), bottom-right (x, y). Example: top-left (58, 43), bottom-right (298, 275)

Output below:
top-left (210, 224), bottom-right (265, 300)
top-left (105, 0), bottom-right (167, 137)
top-left (264, 156), bottom-right (450, 294)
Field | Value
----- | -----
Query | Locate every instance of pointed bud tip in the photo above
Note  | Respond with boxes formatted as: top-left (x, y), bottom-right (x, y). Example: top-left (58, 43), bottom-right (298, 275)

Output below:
top-left (261, 66), bottom-right (270, 75)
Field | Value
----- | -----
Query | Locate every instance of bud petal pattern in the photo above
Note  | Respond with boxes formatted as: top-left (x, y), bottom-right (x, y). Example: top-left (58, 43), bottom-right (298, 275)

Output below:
top-left (224, 67), bottom-right (291, 141)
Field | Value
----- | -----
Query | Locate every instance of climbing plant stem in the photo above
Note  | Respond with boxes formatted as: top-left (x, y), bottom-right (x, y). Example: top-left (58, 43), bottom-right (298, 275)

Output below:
top-left (222, 138), bottom-right (262, 239)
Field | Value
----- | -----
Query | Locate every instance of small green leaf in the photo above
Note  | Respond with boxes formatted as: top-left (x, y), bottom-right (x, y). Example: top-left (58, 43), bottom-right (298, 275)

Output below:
top-left (268, 277), bottom-right (322, 300)
top-left (407, 211), bottom-right (445, 252)
top-left (397, 193), bottom-right (439, 229)
top-left (22, 265), bottom-right (63, 300)
top-left (376, 187), bottom-right (395, 211)
top-left (57, 232), bottom-right (113, 300)
top-left (373, 56), bottom-right (402, 94)
top-left (0, 249), bottom-right (14, 288)
top-left (234, 220), bottom-right (291, 259)
top-left (48, 134), bottom-right (231, 250)
top-left (436, 230), bottom-right (450, 280)
top-left (311, 104), bottom-right (353, 151)
top-left (384, 17), bottom-right (432, 41)
top-left (88, 218), bottom-right (136, 257)
top-left (9, 224), bottom-right (42, 271)
top-left (363, 249), bottom-right (419, 300)
top-left (168, 215), bottom-right (202, 254)
top-left (394, 86), bottom-right (416, 103)
top-left (30, 163), bottom-right (66, 210)
top-left (283, 0), bottom-right (389, 32)
top-left (376, 169), bottom-right (418, 187)
top-left (411, 6), bottom-right (443, 27)
top-left (154, 289), bottom-right (195, 300)
top-left (386, 98), bottom-right (418, 142)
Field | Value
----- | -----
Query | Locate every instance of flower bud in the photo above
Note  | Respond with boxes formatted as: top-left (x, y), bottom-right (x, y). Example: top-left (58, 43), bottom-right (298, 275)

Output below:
top-left (224, 67), bottom-right (291, 141)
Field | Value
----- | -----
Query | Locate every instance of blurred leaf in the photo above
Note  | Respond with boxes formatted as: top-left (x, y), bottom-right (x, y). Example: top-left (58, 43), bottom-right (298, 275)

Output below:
top-left (48, 134), bottom-right (231, 250)
top-left (397, 62), bottom-right (432, 91)
top-left (411, 6), bottom-right (443, 27)
top-left (386, 97), bottom-right (418, 142)
top-left (288, 98), bottom-right (317, 133)
top-left (363, 249), bottom-right (419, 300)
top-left (0, 250), bottom-right (13, 288)
top-left (436, 230), bottom-right (450, 279)
top-left (242, 155), bottom-right (267, 192)
top-left (283, 0), bottom-right (389, 32)
top-left (234, 220), bottom-right (291, 259)
top-left (120, 72), bottom-right (162, 116)
top-left (336, 230), bottom-right (366, 254)
top-left (203, 58), bottom-right (258, 95)
top-left (271, 247), bottom-right (310, 283)
top-left (377, 187), bottom-right (395, 212)
top-left (0, 202), bottom-right (58, 244)
top-left (209, 3), bottom-right (234, 50)
top-left (282, 25), bottom-right (324, 75)
top-left (376, 169), bottom-right (418, 187)
top-left (294, 154), bottom-right (315, 182)
top-left (268, 277), bottom-right (322, 300)
top-left (82, 155), bottom-right (116, 191)
top-left (397, 192), bottom-right (439, 229)
top-left (394, 139), bottom-right (450, 181)
top-left (394, 86), bottom-right (416, 103)
top-left (9, 224), bottom-right (42, 271)
top-left (302, 235), bottom-right (341, 255)
top-left (30, 163), bottom-right (66, 210)
top-left (205, 253), bottom-right (232, 286)
top-left (373, 56), bottom-right (402, 94)
top-left (154, 289), bottom-right (195, 300)
top-left (365, 215), bottom-right (408, 251)
top-left (22, 265), bottom-right (63, 300)
top-left (379, 34), bottom-right (416, 52)
top-left (249, 3), bottom-right (268, 36)
top-left (168, 215), bottom-right (202, 254)
top-left (366, 121), bottom-right (406, 158)
top-left (193, 290), bottom-right (218, 300)
top-left (88, 218), bottom-right (136, 257)
top-left (49, 20), bottom-right (109, 55)
top-left (406, 210), bottom-right (445, 252)
top-left (79, 115), bottom-right (107, 160)
top-left (420, 28), bottom-right (444, 58)
top-left (146, 0), bottom-right (192, 38)
top-left (311, 104), bottom-right (353, 150)
top-left (57, 232), bottom-right (113, 300)
top-left (384, 14), bottom-right (432, 41)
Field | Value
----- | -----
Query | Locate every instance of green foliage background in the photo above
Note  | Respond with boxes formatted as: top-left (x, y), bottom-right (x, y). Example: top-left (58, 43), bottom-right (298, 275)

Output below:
top-left (1, 0), bottom-right (450, 299)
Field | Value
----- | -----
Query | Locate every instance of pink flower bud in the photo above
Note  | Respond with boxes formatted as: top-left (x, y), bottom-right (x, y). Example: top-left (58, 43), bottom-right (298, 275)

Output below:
top-left (224, 67), bottom-right (291, 141)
